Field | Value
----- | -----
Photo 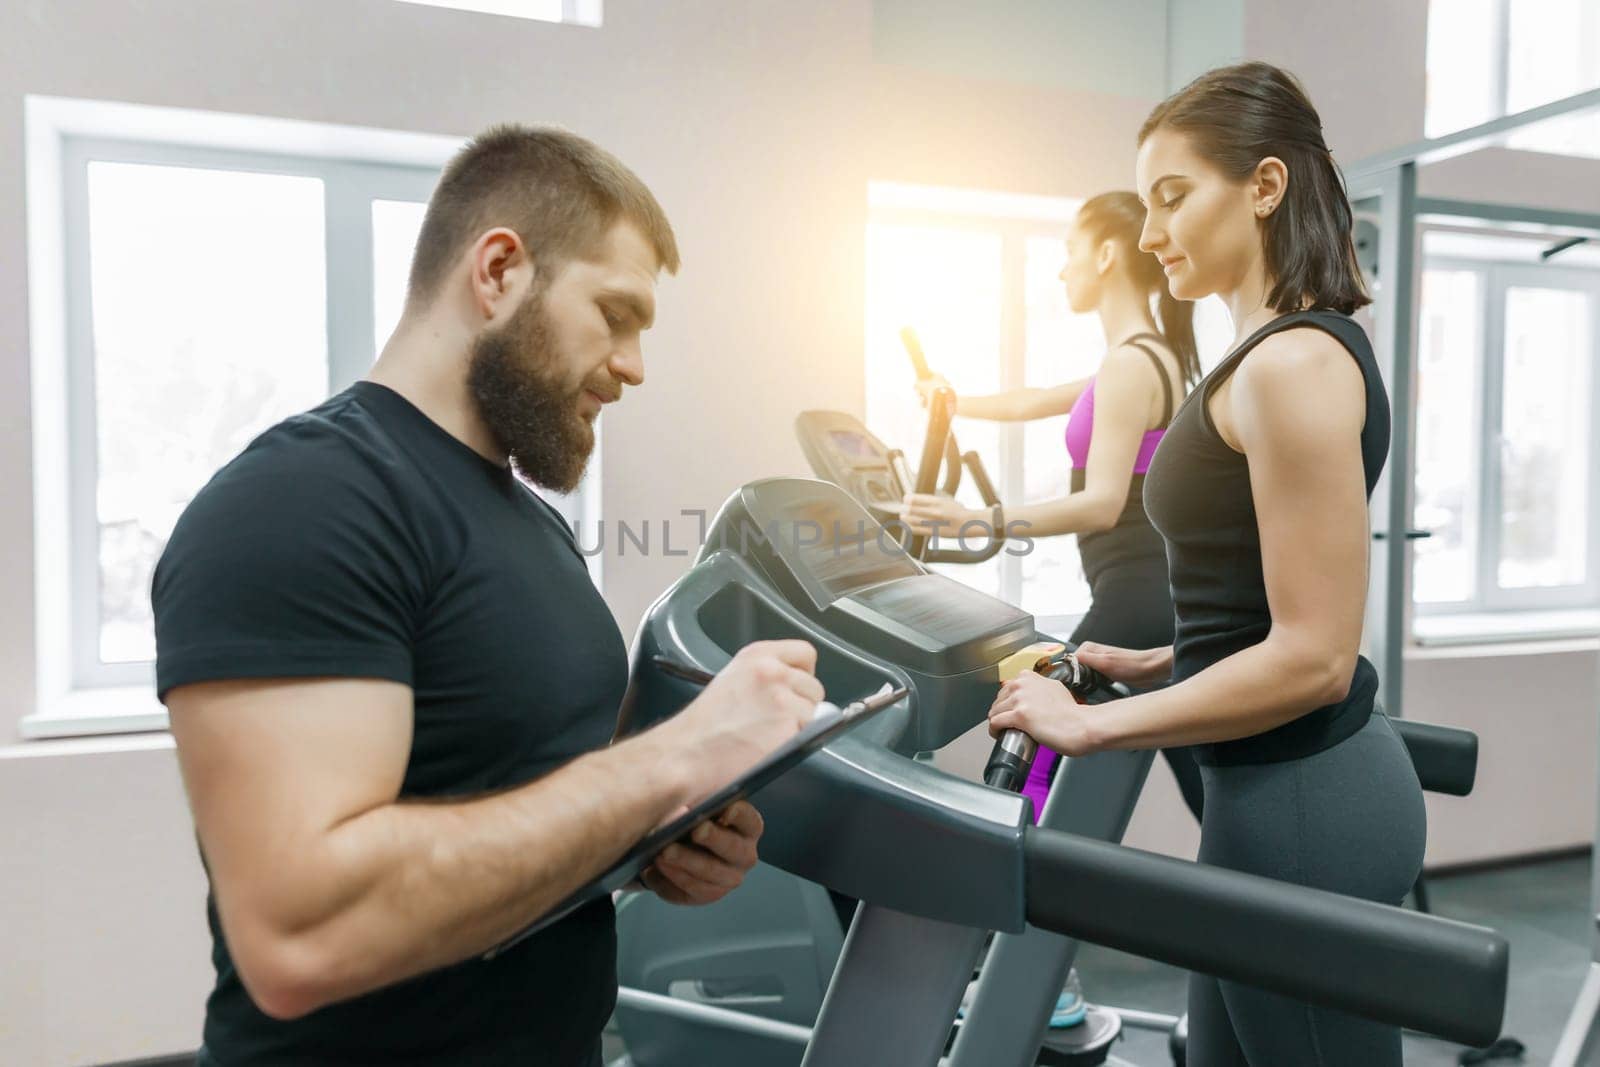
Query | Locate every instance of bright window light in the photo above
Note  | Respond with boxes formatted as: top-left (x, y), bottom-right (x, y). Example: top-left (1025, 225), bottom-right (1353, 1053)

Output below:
top-left (86, 162), bottom-right (330, 663)
top-left (866, 222), bottom-right (1006, 600)
top-left (390, 0), bottom-right (601, 26)
top-left (1505, 0), bottom-right (1600, 156)
top-left (865, 185), bottom-right (1233, 623)
top-left (1413, 268), bottom-right (1483, 604)
top-left (1424, 0), bottom-right (1499, 137)
top-left (1425, 0), bottom-right (1600, 150)
top-left (1412, 235), bottom-right (1600, 625)
top-left (1506, 0), bottom-right (1600, 113)
top-left (1498, 284), bottom-right (1592, 589)
top-left (1019, 232), bottom-right (1096, 619)
top-left (372, 199), bottom-right (429, 353)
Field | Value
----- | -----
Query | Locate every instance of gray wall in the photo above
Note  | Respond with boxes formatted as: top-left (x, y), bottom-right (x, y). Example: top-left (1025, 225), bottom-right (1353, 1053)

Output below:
top-left (1167, 0), bottom-right (1243, 93)
top-left (1424, 147), bottom-right (1600, 214)
top-left (1244, 0), bottom-right (1429, 160)
top-left (875, 0), bottom-right (1170, 98)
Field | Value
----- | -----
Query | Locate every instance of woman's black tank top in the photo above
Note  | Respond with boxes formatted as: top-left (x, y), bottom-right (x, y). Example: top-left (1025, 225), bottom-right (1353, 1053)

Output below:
top-left (1142, 310), bottom-right (1390, 766)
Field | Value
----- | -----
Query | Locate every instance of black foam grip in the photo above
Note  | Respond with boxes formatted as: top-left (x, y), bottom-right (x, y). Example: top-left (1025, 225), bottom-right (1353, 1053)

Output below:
top-left (1392, 718), bottom-right (1478, 797)
top-left (984, 746), bottom-right (1031, 792)
top-left (1023, 830), bottom-right (1508, 1048)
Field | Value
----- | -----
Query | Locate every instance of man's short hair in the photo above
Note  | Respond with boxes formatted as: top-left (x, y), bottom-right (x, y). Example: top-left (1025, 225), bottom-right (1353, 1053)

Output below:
top-left (407, 124), bottom-right (680, 309)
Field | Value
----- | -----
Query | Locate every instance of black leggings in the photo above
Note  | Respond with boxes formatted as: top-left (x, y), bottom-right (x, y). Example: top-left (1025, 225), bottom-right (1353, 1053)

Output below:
top-left (1067, 559), bottom-right (1205, 821)
top-left (1187, 713), bottom-right (1427, 1066)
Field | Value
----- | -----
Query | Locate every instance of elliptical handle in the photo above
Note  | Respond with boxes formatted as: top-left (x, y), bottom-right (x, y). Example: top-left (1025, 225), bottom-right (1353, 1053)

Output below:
top-left (908, 387), bottom-right (957, 559)
top-left (939, 434), bottom-right (963, 497)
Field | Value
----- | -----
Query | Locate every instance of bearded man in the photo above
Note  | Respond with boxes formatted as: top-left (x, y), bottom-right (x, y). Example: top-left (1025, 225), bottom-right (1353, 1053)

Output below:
top-left (152, 125), bottom-right (821, 1067)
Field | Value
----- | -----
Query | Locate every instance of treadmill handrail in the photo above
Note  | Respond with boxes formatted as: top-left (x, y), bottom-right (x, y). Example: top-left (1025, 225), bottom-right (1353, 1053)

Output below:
top-left (1023, 830), bottom-right (1508, 1048)
top-left (1391, 717), bottom-right (1478, 796)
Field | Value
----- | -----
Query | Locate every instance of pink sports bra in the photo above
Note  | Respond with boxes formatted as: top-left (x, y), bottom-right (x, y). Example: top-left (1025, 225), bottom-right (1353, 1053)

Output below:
top-left (1064, 334), bottom-right (1177, 472)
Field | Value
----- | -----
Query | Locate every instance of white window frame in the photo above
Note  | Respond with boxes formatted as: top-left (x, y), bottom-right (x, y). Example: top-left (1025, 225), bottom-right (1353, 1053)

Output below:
top-left (1426, 0), bottom-right (1600, 134)
top-left (60, 137), bottom-right (440, 696)
top-left (24, 98), bottom-right (601, 738)
top-left (1415, 254), bottom-right (1600, 622)
top-left (1424, 0), bottom-right (1513, 134)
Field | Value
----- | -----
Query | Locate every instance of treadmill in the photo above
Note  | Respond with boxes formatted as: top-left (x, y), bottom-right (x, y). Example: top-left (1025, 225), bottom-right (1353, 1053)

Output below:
top-left (608, 475), bottom-right (1506, 1067)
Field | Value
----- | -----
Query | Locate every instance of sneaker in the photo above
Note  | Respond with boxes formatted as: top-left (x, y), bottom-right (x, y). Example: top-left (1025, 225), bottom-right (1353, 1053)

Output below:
top-left (956, 978), bottom-right (977, 1020)
top-left (1049, 969), bottom-right (1087, 1029)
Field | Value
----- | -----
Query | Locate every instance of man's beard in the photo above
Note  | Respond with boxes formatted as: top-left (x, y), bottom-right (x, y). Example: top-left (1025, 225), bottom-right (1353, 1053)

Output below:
top-left (466, 287), bottom-right (596, 493)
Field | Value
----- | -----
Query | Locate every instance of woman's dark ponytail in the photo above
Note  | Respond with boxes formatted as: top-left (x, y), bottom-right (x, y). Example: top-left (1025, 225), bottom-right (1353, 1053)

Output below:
top-left (1157, 288), bottom-right (1198, 384)
top-left (1077, 191), bottom-right (1201, 384)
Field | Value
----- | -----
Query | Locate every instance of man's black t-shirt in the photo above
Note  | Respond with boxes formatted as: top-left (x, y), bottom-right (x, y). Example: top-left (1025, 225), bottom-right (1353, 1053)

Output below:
top-left (153, 381), bottom-right (627, 1066)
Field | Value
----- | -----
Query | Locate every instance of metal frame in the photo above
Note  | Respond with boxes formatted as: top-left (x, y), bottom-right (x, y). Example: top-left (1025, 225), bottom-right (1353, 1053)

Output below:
top-left (1342, 85), bottom-right (1600, 1066)
top-left (1363, 159), bottom-right (1420, 719)
top-left (1414, 197), bottom-right (1600, 235)
top-left (1345, 86), bottom-right (1600, 198)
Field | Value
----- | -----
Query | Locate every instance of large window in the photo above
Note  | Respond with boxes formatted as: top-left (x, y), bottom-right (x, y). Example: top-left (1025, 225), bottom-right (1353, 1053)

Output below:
top-left (26, 101), bottom-right (596, 736)
top-left (83, 160), bottom-right (334, 666)
top-left (53, 138), bottom-right (438, 705)
top-left (1413, 233), bottom-right (1600, 629)
top-left (1425, 0), bottom-right (1600, 155)
top-left (864, 183), bottom-right (1230, 632)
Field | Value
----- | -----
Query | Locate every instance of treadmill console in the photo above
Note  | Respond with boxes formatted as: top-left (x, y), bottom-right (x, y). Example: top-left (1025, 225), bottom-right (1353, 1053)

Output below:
top-left (795, 411), bottom-right (905, 514)
top-left (699, 478), bottom-right (1036, 704)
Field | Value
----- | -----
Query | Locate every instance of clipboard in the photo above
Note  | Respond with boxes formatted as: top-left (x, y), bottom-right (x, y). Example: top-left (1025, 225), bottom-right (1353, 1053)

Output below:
top-left (484, 682), bottom-right (909, 959)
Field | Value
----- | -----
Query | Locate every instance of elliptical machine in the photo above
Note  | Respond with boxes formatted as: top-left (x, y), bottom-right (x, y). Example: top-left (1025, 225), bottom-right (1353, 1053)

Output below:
top-left (795, 329), bottom-right (1005, 569)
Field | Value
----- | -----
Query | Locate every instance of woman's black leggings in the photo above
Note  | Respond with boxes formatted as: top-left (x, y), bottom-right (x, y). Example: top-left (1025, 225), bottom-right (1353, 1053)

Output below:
top-left (1187, 712), bottom-right (1427, 1066)
top-left (1068, 559), bottom-right (1205, 820)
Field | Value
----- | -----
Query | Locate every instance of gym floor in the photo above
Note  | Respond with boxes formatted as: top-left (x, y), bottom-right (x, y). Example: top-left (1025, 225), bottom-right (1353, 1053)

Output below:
top-left (600, 851), bottom-right (1593, 1066)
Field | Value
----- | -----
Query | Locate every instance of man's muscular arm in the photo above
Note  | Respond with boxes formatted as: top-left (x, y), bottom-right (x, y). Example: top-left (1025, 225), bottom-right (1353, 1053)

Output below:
top-left (168, 640), bottom-right (820, 1020)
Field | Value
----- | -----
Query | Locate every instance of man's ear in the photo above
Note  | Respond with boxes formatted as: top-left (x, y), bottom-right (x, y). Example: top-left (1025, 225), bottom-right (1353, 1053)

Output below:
top-left (469, 227), bottom-right (533, 320)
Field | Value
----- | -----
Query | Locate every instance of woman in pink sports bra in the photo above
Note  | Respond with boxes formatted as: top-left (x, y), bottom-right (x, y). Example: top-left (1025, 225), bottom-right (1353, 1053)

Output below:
top-left (902, 191), bottom-right (1205, 826)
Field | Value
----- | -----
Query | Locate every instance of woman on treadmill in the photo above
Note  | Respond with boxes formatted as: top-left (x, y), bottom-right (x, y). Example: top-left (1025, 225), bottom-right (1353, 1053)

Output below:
top-left (987, 62), bottom-right (1425, 1066)
top-left (900, 191), bottom-right (1207, 827)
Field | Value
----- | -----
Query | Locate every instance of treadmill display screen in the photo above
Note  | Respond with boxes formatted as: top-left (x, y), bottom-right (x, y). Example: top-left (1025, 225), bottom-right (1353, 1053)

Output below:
top-left (828, 429), bottom-right (880, 461)
top-left (773, 494), bottom-right (919, 601)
